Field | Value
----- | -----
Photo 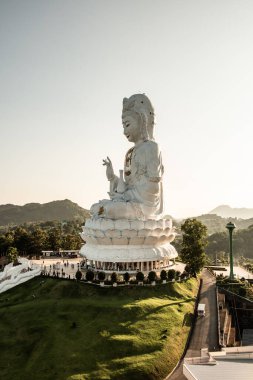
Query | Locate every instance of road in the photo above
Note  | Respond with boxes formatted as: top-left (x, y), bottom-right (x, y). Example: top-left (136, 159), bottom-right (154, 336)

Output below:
top-left (167, 268), bottom-right (218, 380)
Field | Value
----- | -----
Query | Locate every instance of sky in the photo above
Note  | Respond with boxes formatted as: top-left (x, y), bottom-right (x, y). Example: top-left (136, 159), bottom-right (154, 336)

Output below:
top-left (0, 0), bottom-right (253, 219)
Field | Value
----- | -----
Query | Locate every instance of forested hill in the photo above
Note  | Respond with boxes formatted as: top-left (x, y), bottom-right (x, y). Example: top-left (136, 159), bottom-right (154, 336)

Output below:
top-left (195, 214), bottom-right (253, 235)
top-left (0, 200), bottom-right (90, 226)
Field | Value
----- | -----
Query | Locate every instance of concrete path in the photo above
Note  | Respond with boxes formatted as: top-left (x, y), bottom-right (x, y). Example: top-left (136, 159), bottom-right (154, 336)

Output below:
top-left (166, 268), bottom-right (218, 380)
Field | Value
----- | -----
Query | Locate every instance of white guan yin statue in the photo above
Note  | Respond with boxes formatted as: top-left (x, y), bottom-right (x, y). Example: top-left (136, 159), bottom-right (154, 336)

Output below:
top-left (80, 94), bottom-right (178, 273)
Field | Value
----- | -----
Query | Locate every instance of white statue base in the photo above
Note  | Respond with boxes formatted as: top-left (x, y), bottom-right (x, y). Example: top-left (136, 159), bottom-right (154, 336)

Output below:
top-left (80, 217), bottom-right (178, 273)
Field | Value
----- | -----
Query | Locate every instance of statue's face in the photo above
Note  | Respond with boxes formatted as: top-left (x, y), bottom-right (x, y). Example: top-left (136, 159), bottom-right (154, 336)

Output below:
top-left (122, 113), bottom-right (142, 143)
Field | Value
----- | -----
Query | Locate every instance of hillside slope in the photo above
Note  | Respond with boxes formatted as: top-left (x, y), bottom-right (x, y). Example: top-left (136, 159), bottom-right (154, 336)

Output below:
top-left (0, 200), bottom-right (90, 226)
top-left (0, 277), bottom-right (198, 380)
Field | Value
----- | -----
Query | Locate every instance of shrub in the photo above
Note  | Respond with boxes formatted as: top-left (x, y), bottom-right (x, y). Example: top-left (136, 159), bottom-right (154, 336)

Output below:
top-left (75, 270), bottom-right (82, 281)
top-left (98, 271), bottom-right (106, 281)
top-left (136, 271), bottom-right (144, 282)
top-left (167, 269), bottom-right (176, 281)
top-left (148, 271), bottom-right (157, 282)
top-left (184, 264), bottom-right (191, 274)
top-left (160, 270), bottom-right (167, 280)
top-left (239, 287), bottom-right (247, 297)
top-left (175, 270), bottom-right (181, 280)
top-left (124, 272), bottom-right (130, 282)
top-left (86, 270), bottom-right (94, 281)
top-left (111, 272), bottom-right (118, 283)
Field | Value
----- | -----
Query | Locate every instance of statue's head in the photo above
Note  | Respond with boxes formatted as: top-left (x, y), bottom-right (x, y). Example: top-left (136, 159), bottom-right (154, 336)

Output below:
top-left (122, 94), bottom-right (155, 141)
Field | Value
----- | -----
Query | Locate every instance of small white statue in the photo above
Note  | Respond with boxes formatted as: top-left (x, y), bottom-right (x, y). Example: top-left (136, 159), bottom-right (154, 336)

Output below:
top-left (90, 94), bottom-right (164, 220)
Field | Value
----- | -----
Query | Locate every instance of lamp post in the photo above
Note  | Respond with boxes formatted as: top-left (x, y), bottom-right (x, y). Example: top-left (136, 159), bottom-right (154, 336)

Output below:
top-left (226, 222), bottom-right (236, 280)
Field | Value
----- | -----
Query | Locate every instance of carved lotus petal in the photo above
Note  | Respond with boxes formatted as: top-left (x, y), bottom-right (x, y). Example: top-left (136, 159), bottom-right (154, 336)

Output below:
top-left (164, 227), bottom-right (172, 236)
top-left (121, 229), bottom-right (138, 237)
top-left (144, 236), bottom-right (158, 245)
top-left (85, 236), bottom-right (98, 244)
top-left (145, 220), bottom-right (157, 229)
top-left (93, 219), bottom-right (102, 229)
top-left (129, 236), bottom-right (145, 245)
top-left (94, 229), bottom-right (105, 238)
top-left (100, 219), bottom-right (115, 230)
top-left (166, 233), bottom-right (176, 243)
top-left (85, 219), bottom-right (92, 228)
top-left (115, 219), bottom-right (130, 230)
top-left (130, 220), bottom-right (144, 230)
top-left (105, 229), bottom-right (121, 238)
top-left (96, 237), bottom-right (112, 245)
top-left (158, 235), bottom-right (168, 244)
top-left (152, 228), bottom-right (163, 237)
top-left (165, 219), bottom-right (172, 228)
top-left (138, 228), bottom-right (151, 237)
top-left (157, 219), bottom-right (165, 228)
top-left (112, 237), bottom-right (129, 245)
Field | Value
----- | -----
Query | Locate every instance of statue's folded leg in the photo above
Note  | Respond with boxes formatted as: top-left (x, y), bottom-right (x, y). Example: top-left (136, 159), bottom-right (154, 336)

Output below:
top-left (90, 199), bottom-right (144, 220)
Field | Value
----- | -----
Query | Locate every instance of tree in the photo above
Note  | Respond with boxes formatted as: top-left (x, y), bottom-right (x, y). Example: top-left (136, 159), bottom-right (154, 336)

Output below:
top-left (86, 270), bottom-right (95, 281)
top-left (148, 271), bottom-right (156, 282)
top-left (124, 272), bottom-right (130, 283)
top-left (167, 269), bottom-right (176, 281)
top-left (47, 228), bottom-right (62, 251)
top-left (7, 247), bottom-right (19, 265)
top-left (13, 227), bottom-right (30, 256)
top-left (111, 272), bottom-right (118, 283)
top-left (180, 218), bottom-right (208, 276)
top-left (98, 271), bottom-right (106, 281)
top-left (160, 270), bottom-right (167, 281)
top-left (75, 270), bottom-right (82, 281)
top-left (0, 232), bottom-right (14, 254)
top-left (28, 228), bottom-right (47, 257)
top-left (136, 271), bottom-right (144, 282)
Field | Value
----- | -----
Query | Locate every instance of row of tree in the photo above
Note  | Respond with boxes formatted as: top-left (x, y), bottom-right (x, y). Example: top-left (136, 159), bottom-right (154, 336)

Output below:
top-left (0, 221), bottom-right (83, 257)
top-left (78, 268), bottom-right (184, 283)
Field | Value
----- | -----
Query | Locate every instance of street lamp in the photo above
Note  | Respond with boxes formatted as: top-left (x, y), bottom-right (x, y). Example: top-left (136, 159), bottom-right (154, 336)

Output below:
top-left (226, 222), bottom-right (236, 280)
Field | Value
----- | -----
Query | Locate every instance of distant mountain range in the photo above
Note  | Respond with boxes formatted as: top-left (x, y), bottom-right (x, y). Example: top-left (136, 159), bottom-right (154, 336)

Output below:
top-left (1, 200), bottom-right (253, 235)
top-left (209, 205), bottom-right (253, 219)
top-left (0, 200), bottom-right (90, 226)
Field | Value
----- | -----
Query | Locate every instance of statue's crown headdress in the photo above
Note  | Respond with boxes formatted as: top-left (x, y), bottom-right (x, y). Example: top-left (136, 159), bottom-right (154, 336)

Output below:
top-left (122, 94), bottom-right (155, 141)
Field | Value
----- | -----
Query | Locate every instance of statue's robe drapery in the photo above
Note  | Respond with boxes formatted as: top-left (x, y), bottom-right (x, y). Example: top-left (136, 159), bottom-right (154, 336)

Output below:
top-left (91, 140), bottom-right (164, 220)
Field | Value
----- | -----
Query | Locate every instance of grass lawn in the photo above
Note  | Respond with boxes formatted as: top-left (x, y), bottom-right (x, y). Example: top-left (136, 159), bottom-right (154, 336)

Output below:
top-left (0, 277), bottom-right (199, 380)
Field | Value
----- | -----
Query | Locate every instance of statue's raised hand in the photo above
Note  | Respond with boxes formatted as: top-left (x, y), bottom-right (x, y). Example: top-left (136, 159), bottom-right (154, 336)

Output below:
top-left (103, 156), bottom-right (114, 181)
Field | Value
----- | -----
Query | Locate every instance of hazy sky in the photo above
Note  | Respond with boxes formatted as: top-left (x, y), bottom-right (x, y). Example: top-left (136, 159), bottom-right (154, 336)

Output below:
top-left (1, 0), bottom-right (253, 218)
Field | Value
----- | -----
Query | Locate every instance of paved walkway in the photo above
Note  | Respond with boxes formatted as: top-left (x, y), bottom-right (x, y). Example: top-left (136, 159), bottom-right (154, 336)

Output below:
top-left (30, 258), bottom-right (83, 278)
top-left (167, 268), bottom-right (218, 380)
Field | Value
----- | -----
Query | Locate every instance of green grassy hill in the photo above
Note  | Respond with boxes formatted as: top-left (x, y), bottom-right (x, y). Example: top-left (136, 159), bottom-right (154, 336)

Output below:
top-left (0, 277), bottom-right (198, 380)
